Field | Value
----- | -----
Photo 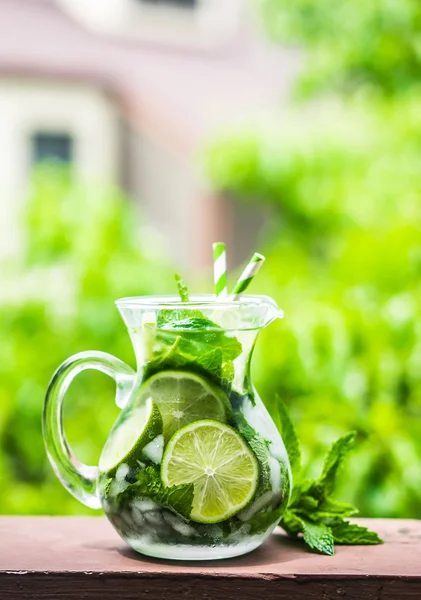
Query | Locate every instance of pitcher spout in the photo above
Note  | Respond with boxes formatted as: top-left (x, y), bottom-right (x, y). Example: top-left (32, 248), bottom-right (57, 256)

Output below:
top-left (255, 296), bottom-right (284, 329)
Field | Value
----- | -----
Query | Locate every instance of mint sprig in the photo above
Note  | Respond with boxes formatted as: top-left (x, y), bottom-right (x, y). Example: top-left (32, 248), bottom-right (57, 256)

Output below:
top-left (107, 465), bottom-right (194, 519)
top-left (145, 275), bottom-right (242, 389)
top-left (274, 398), bottom-right (383, 555)
top-left (299, 519), bottom-right (335, 555)
top-left (174, 273), bottom-right (190, 302)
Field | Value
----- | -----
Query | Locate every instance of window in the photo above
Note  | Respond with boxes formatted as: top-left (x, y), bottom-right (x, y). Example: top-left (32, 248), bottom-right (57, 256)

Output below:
top-left (136, 0), bottom-right (198, 8)
top-left (31, 132), bottom-right (74, 165)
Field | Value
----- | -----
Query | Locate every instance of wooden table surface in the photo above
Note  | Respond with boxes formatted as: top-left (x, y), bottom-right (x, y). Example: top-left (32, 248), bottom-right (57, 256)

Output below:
top-left (0, 517), bottom-right (420, 599)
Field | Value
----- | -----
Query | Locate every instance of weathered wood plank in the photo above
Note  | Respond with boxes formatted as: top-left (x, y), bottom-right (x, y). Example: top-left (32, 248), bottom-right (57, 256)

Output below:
top-left (0, 517), bottom-right (419, 600)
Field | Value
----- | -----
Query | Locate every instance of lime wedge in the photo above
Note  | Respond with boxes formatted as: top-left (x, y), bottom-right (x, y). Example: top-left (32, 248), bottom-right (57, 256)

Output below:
top-left (161, 420), bottom-right (258, 523)
top-left (138, 371), bottom-right (230, 441)
top-left (99, 396), bottom-right (163, 475)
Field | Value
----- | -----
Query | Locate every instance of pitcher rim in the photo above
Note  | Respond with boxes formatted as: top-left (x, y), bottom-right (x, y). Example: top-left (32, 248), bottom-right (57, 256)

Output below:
top-left (115, 294), bottom-right (283, 314)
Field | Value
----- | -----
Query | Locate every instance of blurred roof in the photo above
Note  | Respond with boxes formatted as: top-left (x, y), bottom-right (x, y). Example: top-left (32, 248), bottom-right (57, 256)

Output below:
top-left (0, 0), bottom-right (298, 154)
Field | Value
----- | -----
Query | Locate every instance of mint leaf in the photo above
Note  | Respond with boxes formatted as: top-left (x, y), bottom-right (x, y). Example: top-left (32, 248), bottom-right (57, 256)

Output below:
top-left (246, 507), bottom-right (282, 536)
top-left (151, 275), bottom-right (242, 389)
top-left (196, 347), bottom-right (223, 370)
top-left (237, 416), bottom-right (272, 493)
top-left (145, 314), bottom-right (242, 390)
top-left (114, 466), bottom-right (194, 519)
top-left (158, 317), bottom-right (241, 363)
top-left (221, 361), bottom-right (235, 388)
top-left (281, 508), bottom-right (303, 535)
top-left (157, 307), bottom-right (205, 326)
top-left (297, 494), bottom-right (318, 512)
top-left (164, 318), bottom-right (242, 360)
top-left (319, 431), bottom-right (356, 494)
top-left (157, 310), bottom-right (190, 326)
top-left (166, 479), bottom-right (195, 518)
top-left (299, 479), bottom-right (325, 501)
top-left (175, 273), bottom-right (189, 302)
top-left (272, 397), bottom-right (301, 477)
top-left (166, 317), bottom-right (213, 331)
top-left (273, 402), bottom-right (383, 553)
top-left (317, 497), bottom-right (359, 518)
top-left (331, 521), bottom-right (383, 545)
top-left (299, 518), bottom-right (335, 556)
top-left (284, 488), bottom-right (357, 526)
top-left (102, 477), bottom-right (113, 499)
top-left (150, 334), bottom-right (182, 367)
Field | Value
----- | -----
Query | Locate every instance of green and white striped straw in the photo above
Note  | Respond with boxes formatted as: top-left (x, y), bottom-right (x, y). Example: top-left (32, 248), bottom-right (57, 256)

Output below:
top-left (213, 242), bottom-right (228, 299)
top-left (231, 252), bottom-right (265, 300)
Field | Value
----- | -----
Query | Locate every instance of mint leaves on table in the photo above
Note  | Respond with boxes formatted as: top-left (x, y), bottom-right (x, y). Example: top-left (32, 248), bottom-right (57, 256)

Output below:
top-left (145, 275), bottom-right (242, 389)
top-left (273, 398), bottom-right (383, 555)
top-left (298, 520), bottom-right (335, 556)
top-left (329, 520), bottom-right (383, 544)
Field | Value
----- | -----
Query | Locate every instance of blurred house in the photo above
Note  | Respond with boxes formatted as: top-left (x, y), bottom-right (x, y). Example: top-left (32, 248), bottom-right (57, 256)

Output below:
top-left (0, 0), bottom-right (297, 269)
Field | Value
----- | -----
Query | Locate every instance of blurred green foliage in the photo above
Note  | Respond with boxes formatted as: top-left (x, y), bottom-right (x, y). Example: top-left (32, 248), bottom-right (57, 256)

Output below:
top-left (260, 0), bottom-right (421, 96)
top-left (2, 0), bottom-right (420, 522)
top-left (0, 167), bottom-right (171, 514)
top-left (205, 1), bottom-right (421, 516)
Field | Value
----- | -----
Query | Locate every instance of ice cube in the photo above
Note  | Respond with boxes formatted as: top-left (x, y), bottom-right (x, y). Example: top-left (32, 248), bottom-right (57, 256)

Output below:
top-left (110, 477), bottom-right (130, 498)
top-left (132, 499), bottom-right (160, 513)
top-left (116, 463), bottom-right (130, 481)
top-left (162, 512), bottom-right (199, 538)
top-left (130, 506), bottom-right (145, 527)
top-left (237, 491), bottom-right (272, 521)
top-left (203, 525), bottom-right (224, 540)
top-left (268, 456), bottom-right (281, 493)
top-left (142, 435), bottom-right (164, 464)
top-left (238, 523), bottom-right (252, 536)
top-left (121, 509), bottom-right (137, 530)
top-left (227, 523), bottom-right (252, 545)
top-left (144, 511), bottom-right (165, 528)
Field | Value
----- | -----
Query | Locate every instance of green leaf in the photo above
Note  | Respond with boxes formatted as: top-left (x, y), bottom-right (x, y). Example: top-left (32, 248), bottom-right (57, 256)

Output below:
top-left (168, 317), bottom-right (216, 331)
top-left (278, 424), bottom-right (382, 554)
top-left (281, 508), bottom-right (304, 535)
top-left (297, 494), bottom-right (318, 512)
top-left (166, 480), bottom-right (195, 518)
top-left (102, 477), bottom-right (113, 499)
top-left (157, 308), bottom-right (204, 327)
top-left (237, 417), bottom-right (272, 493)
top-left (114, 466), bottom-right (194, 519)
top-left (331, 521), bottom-right (383, 545)
top-left (161, 318), bottom-right (242, 362)
top-left (272, 397), bottom-right (301, 477)
top-left (299, 517), bottom-right (335, 556)
top-left (246, 507), bottom-right (283, 536)
top-left (317, 497), bottom-right (359, 518)
top-left (220, 361), bottom-right (235, 390)
top-left (145, 313), bottom-right (242, 390)
top-left (319, 431), bottom-right (356, 494)
top-left (174, 273), bottom-right (189, 302)
top-left (196, 348), bottom-right (224, 379)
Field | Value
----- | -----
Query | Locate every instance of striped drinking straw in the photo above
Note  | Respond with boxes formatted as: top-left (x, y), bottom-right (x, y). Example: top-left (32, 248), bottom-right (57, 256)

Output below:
top-left (231, 252), bottom-right (265, 300)
top-left (213, 242), bottom-right (228, 299)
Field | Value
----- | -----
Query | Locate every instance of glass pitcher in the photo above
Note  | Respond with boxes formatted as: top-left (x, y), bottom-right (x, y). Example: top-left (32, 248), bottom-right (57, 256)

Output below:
top-left (43, 295), bottom-right (291, 560)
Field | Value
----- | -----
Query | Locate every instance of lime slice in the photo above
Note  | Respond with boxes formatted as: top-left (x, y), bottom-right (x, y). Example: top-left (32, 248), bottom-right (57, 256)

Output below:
top-left (161, 420), bottom-right (259, 523)
top-left (138, 371), bottom-right (230, 441)
top-left (99, 396), bottom-right (163, 475)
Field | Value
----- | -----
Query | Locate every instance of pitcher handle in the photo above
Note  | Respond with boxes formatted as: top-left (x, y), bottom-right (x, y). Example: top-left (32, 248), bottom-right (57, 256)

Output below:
top-left (42, 350), bottom-right (136, 509)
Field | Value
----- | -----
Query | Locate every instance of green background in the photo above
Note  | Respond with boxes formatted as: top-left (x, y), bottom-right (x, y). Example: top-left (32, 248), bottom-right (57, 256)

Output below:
top-left (1, 0), bottom-right (420, 518)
